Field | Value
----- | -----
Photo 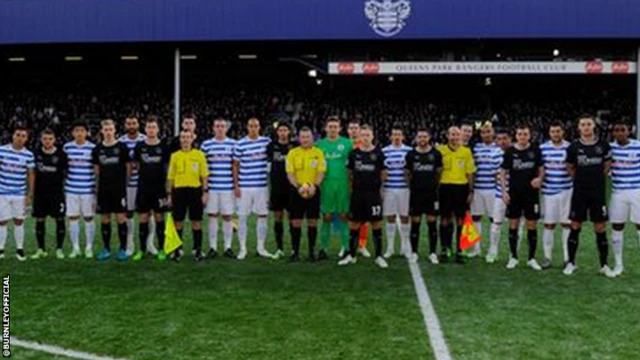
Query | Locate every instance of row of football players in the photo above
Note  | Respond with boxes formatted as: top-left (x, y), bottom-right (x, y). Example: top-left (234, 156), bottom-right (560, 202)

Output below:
top-left (0, 115), bottom-right (638, 275)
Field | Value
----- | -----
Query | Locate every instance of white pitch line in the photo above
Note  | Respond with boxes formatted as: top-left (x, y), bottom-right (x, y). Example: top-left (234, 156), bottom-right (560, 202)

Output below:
top-left (408, 261), bottom-right (453, 360)
top-left (12, 337), bottom-right (131, 360)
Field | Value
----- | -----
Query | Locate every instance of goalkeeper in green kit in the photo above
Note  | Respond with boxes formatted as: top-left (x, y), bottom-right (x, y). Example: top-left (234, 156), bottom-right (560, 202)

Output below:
top-left (316, 116), bottom-right (353, 259)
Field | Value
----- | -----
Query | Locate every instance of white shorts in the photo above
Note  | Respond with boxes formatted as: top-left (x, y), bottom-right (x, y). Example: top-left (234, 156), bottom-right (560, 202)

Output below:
top-left (66, 194), bottom-right (96, 218)
top-left (237, 187), bottom-right (269, 216)
top-left (0, 196), bottom-right (26, 222)
top-left (542, 189), bottom-right (572, 225)
top-left (207, 191), bottom-right (235, 216)
top-left (492, 197), bottom-right (507, 224)
top-left (471, 190), bottom-right (494, 217)
top-left (127, 187), bottom-right (137, 212)
top-left (610, 189), bottom-right (640, 225)
top-left (382, 189), bottom-right (409, 217)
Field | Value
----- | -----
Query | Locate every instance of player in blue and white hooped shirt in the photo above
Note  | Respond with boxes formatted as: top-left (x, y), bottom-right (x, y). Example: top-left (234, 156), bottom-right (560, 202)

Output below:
top-left (470, 123), bottom-right (498, 257)
top-left (201, 118), bottom-right (236, 259)
top-left (0, 127), bottom-right (35, 261)
top-left (486, 128), bottom-right (511, 263)
top-left (233, 118), bottom-right (272, 260)
top-left (119, 117), bottom-right (152, 256)
top-left (609, 119), bottom-right (640, 276)
top-left (381, 125), bottom-right (412, 259)
top-left (64, 122), bottom-right (97, 259)
top-left (539, 121), bottom-right (572, 269)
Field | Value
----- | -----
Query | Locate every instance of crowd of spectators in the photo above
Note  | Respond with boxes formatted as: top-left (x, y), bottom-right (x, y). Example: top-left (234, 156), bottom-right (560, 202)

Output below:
top-left (0, 79), bottom-right (635, 148)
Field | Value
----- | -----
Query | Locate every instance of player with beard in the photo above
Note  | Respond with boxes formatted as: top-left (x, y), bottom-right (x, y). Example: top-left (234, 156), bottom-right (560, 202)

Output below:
top-left (564, 115), bottom-right (614, 277)
top-left (469, 123), bottom-right (498, 258)
top-left (267, 122), bottom-right (296, 260)
top-left (118, 116), bottom-right (152, 256)
top-left (608, 119), bottom-right (640, 277)
top-left (132, 117), bottom-right (170, 261)
top-left (347, 119), bottom-right (371, 257)
top-left (405, 128), bottom-right (442, 264)
top-left (31, 129), bottom-right (68, 260)
top-left (539, 121), bottom-right (572, 269)
top-left (339, 125), bottom-right (388, 268)
top-left (201, 118), bottom-right (237, 259)
top-left (93, 120), bottom-right (132, 262)
top-left (168, 116), bottom-right (201, 153)
top-left (500, 124), bottom-right (544, 271)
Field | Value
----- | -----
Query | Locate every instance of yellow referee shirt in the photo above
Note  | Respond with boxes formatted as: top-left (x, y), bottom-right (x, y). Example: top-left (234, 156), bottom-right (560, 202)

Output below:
top-left (437, 144), bottom-right (476, 185)
top-left (167, 149), bottom-right (208, 188)
top-left (286, 146), bottom-right (326, 185)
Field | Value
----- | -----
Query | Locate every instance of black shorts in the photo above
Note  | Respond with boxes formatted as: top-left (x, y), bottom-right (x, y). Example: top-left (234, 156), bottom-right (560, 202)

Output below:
top-left (289, 189), bottom-right (320, 220)
top-left (32, 192), bottom-right (65, 219)
top-left (97, 189), bottom-right (127, 214)
top-left (172, 187), bottom-right (203, 222)
top-left (570, 188), bottom-right (607, 223)
top-left (137, 189), bottom-right (169, 214)
top-left (270, 185), bottom-right (292, 212)
top-left (409, 190), bottom-right (439, 217)
top-left (439, 184), bottom-right (469, 219)
top-left (507, 189), bottom-right (540, 220)
top-left (350, 190), bottom-right (383, 223)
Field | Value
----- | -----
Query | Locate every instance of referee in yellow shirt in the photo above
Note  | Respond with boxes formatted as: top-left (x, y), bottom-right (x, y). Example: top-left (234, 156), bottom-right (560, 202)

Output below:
top-left (437, 126), bottom-right (476, 263)
top-left (167, 130), bottom-right (209, 262)
top-left (286, 127), bottom-right (326, 262)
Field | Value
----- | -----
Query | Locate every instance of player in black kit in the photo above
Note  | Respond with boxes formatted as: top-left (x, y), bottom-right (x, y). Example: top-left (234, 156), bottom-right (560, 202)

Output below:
top-left (564, 114), bottom-right (614, 277)
top-left (499, 124), bottom-right (544, 271)
top-left (168, 116), bottom-right (201, 153)
top-left (132, 117), bottom-right (169, 262)
top-left (31, 129), bottom-right (68, 260)
top-left (405, 128), bottom-right (443, 264)
top-left (338, 125), bottom-right (388, 268)
top-left (267, 122), bottom-right (296, 259)
top-left (93, 119), bottom-right (132, 262)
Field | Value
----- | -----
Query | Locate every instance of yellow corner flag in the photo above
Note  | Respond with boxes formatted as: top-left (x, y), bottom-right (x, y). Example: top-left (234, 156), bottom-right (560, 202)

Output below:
top-left (164, 213), bottom-right (182, 254)
top-left (460, 211), bottom-right (481, 251)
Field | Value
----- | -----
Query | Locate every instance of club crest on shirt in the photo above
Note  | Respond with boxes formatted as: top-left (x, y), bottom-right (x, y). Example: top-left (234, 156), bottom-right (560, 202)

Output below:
top-left (192, 163), bottom-right (199, 171)
top-left (594, 146), bottom-right (603, 155)
top-left (426, 154), bottom-right (434, 162)
top-left (527, 151), bottom-right (534, 158)
top-left (51, 156), bottom-right (58, 164)
top-left (458, 160), bottom-right (464, 168)
top-left (311, 160), bottom-right (318, 168)
top-left (337, 144), bottom-right (345, 151)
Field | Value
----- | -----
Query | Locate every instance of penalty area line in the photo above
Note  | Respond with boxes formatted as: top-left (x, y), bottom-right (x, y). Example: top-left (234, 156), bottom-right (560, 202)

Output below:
top-left (408, 261), bottom-right (453, 360)
top-left (12, 337), bottom-right (131, 360)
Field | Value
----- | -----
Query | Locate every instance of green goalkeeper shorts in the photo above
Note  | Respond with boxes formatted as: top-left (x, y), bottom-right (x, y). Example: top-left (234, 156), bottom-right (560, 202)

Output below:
top-left (321, 179), bottom-right (350, 215)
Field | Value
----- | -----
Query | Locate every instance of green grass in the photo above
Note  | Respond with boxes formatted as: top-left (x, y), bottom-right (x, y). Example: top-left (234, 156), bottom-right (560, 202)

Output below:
top-left (3, 217), bottom-right (640, 359)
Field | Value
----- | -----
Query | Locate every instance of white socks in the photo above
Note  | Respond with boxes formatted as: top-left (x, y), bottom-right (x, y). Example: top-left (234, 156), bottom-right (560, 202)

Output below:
top-left (543, 228), bottom-right (554, 260)
top-left (70, 220), bottom-right (80, 251)
top-left (400, 222), bottom-right (410, 254)
top-left (85, 220), bottom-right (95, 251)
top-left (257, 217), bottom-right (268, 251)
top-left (147, 217), bottom-right (156, 247)
top-left (386, 223), bottom-right (396, 254)
top-left (562, 227), bottom-right (570, 263)
top-left (238, 215), bottom-right (248, 253)
top-left (209, 217), bottom-right (218, 250)
top-left (14, 224), bottom-right (24, 250)
top-left (0, 225), bottom-right (7, 250)
top-left (612, 230), bottom-right (624, 269)
top-left (126, 218), bottom-right (134, 242)
top-left (489, 223), bottom-right (501, 255)
top-left (223, 219), bottom-right (233, 250)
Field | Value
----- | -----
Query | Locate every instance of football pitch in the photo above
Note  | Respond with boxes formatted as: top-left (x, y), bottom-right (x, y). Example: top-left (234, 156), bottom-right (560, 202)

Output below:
top-left (3, 217), bottom-right (640, 360)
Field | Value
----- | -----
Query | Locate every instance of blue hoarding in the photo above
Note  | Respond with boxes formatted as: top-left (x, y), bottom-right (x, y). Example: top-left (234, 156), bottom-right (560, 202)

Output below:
top-left (1, 0), bottom-right (639, 44)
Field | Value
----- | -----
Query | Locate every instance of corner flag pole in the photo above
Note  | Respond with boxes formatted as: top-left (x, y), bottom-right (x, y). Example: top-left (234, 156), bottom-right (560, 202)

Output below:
top-left (174, 47), bottom-right (181, 136)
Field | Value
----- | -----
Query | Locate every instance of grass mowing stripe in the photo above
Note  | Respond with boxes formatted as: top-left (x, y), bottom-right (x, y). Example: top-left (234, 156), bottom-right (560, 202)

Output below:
top-left (12, 337), bottom-right (130, 360)
top-left (408, 261), bottom-right (453, 360)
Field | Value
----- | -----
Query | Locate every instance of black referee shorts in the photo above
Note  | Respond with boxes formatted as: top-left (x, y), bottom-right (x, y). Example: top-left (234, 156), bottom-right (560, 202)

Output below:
top-left (172, 187), bottom-right (203, 222)
top-left (270, 185), bottom-right (292, 212)
top-left (506, 189), bottom-right (540, 220)
top-left (570, 188), bottom-right (607, 223)
top-left (289, 189), bottom-right (320, 220)
top-left (439, 184), bottom-right (468, 220)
